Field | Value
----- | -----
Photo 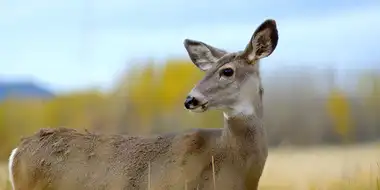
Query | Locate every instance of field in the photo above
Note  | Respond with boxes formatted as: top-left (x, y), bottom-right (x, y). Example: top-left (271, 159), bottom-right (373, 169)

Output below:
top-left (0, 143), bottom-right (379, 190)
top-left (260, 143), bottom-right (380, 190)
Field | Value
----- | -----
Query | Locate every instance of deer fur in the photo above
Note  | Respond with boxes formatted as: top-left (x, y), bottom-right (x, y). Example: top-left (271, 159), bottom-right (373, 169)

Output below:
top-left (9, 19), bottom-right (278, 190)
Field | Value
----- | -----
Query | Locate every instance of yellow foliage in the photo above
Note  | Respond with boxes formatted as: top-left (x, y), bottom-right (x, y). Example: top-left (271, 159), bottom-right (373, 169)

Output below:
top-left (44, 91), bottom-right (106, 128)
top-left (157, 60), bottom-right (202, 110)
top-left (326, 89), bottom-right (352, 142)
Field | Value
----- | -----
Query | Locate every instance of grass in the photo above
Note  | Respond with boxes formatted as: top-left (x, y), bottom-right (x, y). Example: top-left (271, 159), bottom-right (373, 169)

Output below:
top-left (260, 143), bottom-right (380, 190)
top-left (0, 143), bottom-right (379, 190)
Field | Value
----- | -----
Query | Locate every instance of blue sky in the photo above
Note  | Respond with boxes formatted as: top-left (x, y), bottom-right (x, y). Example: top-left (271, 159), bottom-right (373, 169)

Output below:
top-left (0, 0), bottom-right (380, 92)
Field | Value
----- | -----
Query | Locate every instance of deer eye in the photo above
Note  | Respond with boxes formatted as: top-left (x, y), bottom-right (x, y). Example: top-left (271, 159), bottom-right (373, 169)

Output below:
top-left (220, 68), bottom-right (234, 77)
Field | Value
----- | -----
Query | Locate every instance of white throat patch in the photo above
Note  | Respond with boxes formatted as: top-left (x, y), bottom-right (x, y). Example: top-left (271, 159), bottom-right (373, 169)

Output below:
top-left (224, 101), bottom-right (255, 118)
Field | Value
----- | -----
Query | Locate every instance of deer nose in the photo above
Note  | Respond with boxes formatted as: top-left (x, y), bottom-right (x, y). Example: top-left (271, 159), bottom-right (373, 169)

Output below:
top-left (184, 95), bottom-right (199, 109)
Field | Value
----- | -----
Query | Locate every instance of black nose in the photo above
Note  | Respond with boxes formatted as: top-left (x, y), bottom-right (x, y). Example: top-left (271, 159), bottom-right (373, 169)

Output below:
top-left (184, 95), bottom-right (199, 109)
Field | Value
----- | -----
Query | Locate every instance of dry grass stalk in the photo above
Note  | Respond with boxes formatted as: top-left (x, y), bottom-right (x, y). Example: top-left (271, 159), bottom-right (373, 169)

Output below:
top-left (148, 161), bottom-right (151, 190)
top-left (211, 155), bottom-right (216, 190)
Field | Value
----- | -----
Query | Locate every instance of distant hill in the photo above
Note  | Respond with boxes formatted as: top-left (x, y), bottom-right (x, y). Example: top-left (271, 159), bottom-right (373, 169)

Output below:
top-left (0, 82), bottom-right (55, 101)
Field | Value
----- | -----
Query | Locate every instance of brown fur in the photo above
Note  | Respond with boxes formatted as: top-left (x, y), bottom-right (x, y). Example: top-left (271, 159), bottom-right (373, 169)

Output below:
top-left (11, 125), bottom-right (264, 190)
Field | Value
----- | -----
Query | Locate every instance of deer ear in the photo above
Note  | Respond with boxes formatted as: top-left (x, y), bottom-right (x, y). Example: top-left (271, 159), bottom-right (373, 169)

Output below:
top-left (242, 19), bottom-right (279, 63)
top-left (184, 39), bottom-right (227, 71)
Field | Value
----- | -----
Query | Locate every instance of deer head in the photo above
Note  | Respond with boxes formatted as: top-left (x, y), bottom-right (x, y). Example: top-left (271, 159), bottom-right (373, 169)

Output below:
top-left (183, 19), bottom-right (278, 117)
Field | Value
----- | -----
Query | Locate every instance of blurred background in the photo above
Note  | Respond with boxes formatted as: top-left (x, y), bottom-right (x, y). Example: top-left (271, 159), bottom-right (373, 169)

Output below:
top-left (1, 0), bottom-right (380, 189)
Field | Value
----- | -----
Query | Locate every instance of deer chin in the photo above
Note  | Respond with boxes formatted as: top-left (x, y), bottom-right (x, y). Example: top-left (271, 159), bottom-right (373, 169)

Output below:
top-left (189, 102), bottom-right (208, 113)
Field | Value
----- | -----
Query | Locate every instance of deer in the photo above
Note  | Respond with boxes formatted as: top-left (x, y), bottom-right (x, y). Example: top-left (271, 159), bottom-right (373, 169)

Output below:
top-left (8, 19), bottom-right (278, 190)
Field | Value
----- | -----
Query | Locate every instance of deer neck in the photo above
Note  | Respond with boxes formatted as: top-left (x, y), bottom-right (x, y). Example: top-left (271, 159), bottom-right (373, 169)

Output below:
top-left (221, 98), bottom-right (265, 147)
